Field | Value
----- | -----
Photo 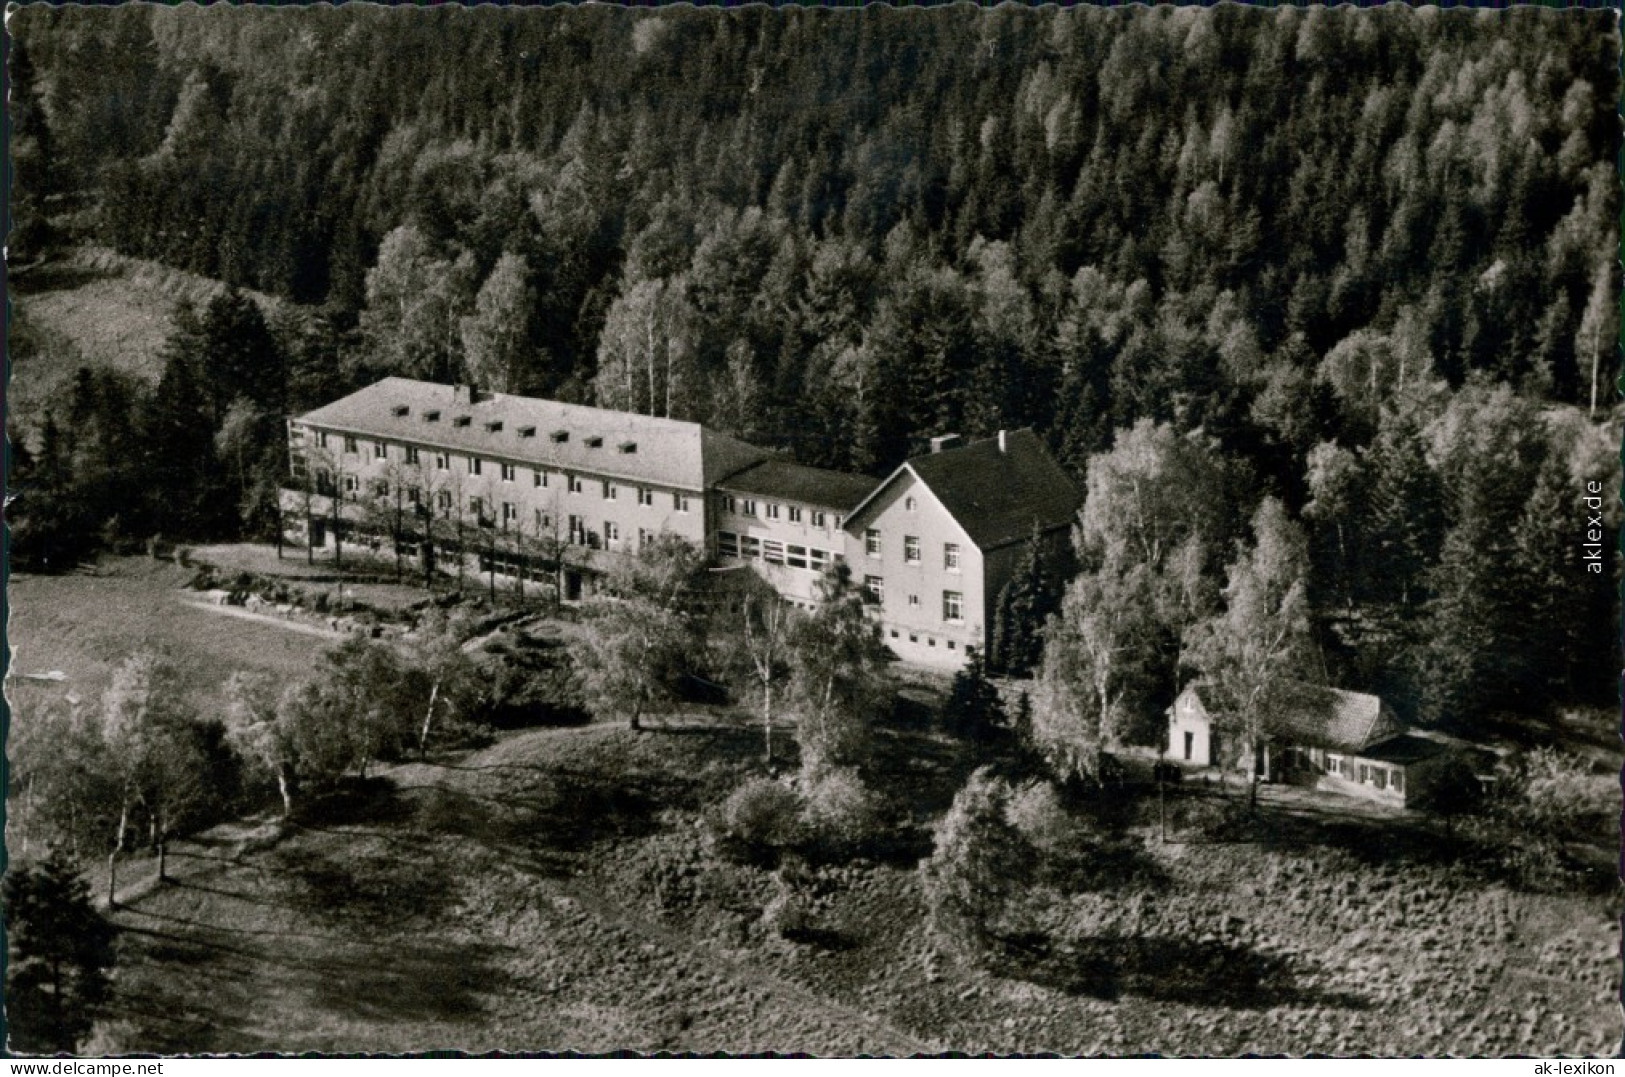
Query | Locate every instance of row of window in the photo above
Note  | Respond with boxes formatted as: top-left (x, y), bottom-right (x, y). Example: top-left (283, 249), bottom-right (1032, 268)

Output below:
top-left (886, 627), bottom-right (966, 653)
top-left (864, 529), bottom-right (961, 570)
top-left (861, 576), bottom-right (964, 621)
top-left (306, 434), bottom-right (694, 512)
top-left (716, 531), bottom-right (839, 572)
top-left (720, 496), bottom-right (839, 530)
top-left (1324, 754), bottom-right (1405, 793)
top-left (303, 457), bottom-right (693, 513)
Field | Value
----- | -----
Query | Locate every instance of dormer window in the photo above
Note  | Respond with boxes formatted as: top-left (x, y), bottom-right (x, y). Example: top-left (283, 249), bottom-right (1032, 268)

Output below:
top-left (392, 405), bottom-right (411, 417)
top-left (518, 426), bottom-right (536, 438)
top-left (551, 430), bottom-right (569, 443)
top-left (485, 420), bottom-right (503, 433)
top-left (425, 410), bottom-right (441, 423)
top-left (585, 436), bottom-right (603, 449)
top-left (618, 441), bottom-right (637, 454)
top-left (453, 415), bottom-right (472, 428)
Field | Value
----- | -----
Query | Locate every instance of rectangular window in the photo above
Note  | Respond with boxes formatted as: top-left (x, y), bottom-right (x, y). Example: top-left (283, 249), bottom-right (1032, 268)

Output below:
top-left (1373, 768), bottom-right (1388, 791)
top-left (604, 521), bottom-right (619, 546)
top-left (865, 528), bottom-right (881, 557)
top-left (372, 479), bottom-right (389, 498)
top-left (788, 506), bottom-right (802, 524)
top-left (291, 454), bottom-right (309, 481)
top-left (1326, 754), bottom-right (1342, 777)
top-left (718, 531), bottom-right (740, 558)
top-left (638, 487), bottom-right (654, 507)
top-left (741, 499), bottom-right (757, 517)
top-left (1184, 731), bottom-right (1194, 761)
top-left (317, 431), bottom-right (329, 449)
top-left (437, 490), bottom-right (453, 510)
top-left (809, 548), bottom-right (829, 572)
top-left (904, 536), bottom-right (921, 564)
top-left (864, 575), bottom-right (884, 604)
top-left (603, 481), bottom-right (616, 501)
top-left (1392, 771), bottom-right (1405, 794)
top-left (763, 540), bottom-right (785, 565)
top-left (945, 543), bottom-right (961, 572)
top-left (741, 536), bottom-right (761, 560)
top-left (568, 474), bottom-right (583, 494)
top-left (435, 452), bottom-right (450, 471)
top-left (722, 495), bottom-right (736, 514)
top-left (675, 493), bottom-right (691, 513)
top-left (343, 475), bottom-right (359, 499)
top-left (502, 501), bottom-right (517, 525)
top-left (406, 447), bottom-right (421, 466)
top-left (373, 442), bottom-right (386, 459)
top-left (500, 463), bottom-right (516, 483)
top-left (469, 496), bottom-right (484, 517)
top-left (905, 496), bottom-right (916, 511)
top-left (407, 486), bottom-right (421, 505)
top-left (787, 545), bottom-right (808, 569)
top-left (908, 594), bottom-right (919, 608)
top-left (534, 509), bottom-right (550, 530)
top-left (765, 503), bottom-right (780, 521)
top-left (344, 435), bottom-right (358, 454)
top-left (568, 515), bottom-right (585, 545)
top-left (637, 527), bottom-right (649, 550)
top-left (534, 469), bottom-right (547, 488)
top-left (943, 590), bottom-right (964, 622)
top-left (811, 510), bottom-right (826, 529)
top-left (469, 457), bottom-right (482, 476)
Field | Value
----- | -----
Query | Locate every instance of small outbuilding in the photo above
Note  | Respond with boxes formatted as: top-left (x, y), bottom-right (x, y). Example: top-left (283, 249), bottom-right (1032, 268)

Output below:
top-left (1164, 682), bottom-right (1480, 808)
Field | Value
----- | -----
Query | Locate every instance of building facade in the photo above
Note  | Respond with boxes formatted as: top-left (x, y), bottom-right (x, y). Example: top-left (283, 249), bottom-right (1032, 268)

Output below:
top-left (1162, 682), bottom-right (1479, 807)
top-left (282, 378), bottom-right (1083, 667)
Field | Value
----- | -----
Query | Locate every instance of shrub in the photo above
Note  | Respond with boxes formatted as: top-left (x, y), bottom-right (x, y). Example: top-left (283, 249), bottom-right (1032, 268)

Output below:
top-left (919, 766), bottom-right (1033, 963)
top-left (1005, 780), bottom-right (1078, 857)
top-left (761, 869), bottom-right (816, 940)
top-left (801, 767), bottom-right (883, 855)
top-left (716, 778), bottom-right (804, 863)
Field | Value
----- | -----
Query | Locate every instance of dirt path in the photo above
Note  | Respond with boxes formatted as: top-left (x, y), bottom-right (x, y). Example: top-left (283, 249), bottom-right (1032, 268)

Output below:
top-left (179, 598), bottom-right (344, 640)
top-left (108, 754), bottom-right (937, 1056)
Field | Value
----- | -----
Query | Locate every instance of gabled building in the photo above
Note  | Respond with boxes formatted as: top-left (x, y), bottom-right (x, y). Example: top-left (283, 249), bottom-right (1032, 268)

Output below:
top-left (282, 380), bottom-right (1084, 669)
top-left (1165, 682), bottom-right (1474, 807)
top-left (839, 429), bottom-right (1084, 668)
top-left (283, 377), bottom-right (764, 599)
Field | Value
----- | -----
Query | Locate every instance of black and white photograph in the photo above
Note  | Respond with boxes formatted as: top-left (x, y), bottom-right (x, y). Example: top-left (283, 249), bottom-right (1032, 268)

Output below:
top-left (4, 1), bottom-right (1621, 1058)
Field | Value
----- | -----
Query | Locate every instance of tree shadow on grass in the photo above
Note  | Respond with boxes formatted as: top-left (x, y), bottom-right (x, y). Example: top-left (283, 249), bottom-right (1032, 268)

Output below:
top-left (1001, 934), bottom-right (1369, 1010)
top-left (294, 775), bottom-right (415, 829)
top-left (307, 939), bottom-right (519, 1025)
top-left (273, 844), bottom-right (460, 930)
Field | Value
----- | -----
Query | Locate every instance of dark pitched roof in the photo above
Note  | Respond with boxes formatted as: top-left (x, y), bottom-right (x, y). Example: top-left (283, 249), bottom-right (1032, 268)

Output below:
top-left (1188, 682), bottom-right (1397, 754)
top-left (296, 378), bottom-right (765, 490)
top-left (1358, 734), bottom-right (1450, 766)
top-left (716, 458), bottom-right (881, 512)
top-left (897, 429), bottom-right (1083, 551)
top-left (1267, 684), bottom-right (1396, 753)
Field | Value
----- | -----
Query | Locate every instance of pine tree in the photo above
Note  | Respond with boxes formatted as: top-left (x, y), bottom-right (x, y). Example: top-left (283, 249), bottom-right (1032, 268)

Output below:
top-left (942, 649), bottom-right (1006, 744)
top-left (990, 525), bottom-right (1060, 677)
top-left (4, 849), bottom-right (118, 1054)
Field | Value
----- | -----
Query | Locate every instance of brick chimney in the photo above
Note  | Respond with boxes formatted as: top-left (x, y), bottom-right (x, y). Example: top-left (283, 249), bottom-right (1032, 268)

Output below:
top-left (997, 429), bottom-right (1007, 453)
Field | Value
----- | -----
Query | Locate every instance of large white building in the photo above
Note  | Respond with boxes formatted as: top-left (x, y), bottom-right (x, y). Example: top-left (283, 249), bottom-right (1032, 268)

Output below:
top-left (283, 378), bottom-right (1082, 668)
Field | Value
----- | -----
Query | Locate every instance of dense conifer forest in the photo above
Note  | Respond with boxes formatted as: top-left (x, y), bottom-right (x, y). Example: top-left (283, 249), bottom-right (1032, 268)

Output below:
top-left (8, 4), bottom-right (1621, 730)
